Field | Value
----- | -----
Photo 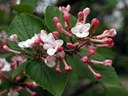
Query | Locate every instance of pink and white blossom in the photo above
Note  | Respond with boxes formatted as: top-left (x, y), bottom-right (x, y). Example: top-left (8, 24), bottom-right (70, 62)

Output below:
top-left (40, 30), bottom-right (64, 55)
top-left (18, 34), bottom-right (40, 48)
top-left (0, 58), bottom-right (11, 71)
top-left (71, 23), bottom-right (90, 38)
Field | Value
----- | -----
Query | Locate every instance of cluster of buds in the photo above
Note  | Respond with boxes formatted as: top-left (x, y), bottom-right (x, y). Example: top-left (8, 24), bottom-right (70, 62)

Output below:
top-left (3, 5), bottom-right (117, 79)
top-left (0, 57), bottom-right (38, 96)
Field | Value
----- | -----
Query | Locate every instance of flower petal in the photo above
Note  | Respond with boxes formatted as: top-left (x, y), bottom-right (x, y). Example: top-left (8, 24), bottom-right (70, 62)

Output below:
top-left (47, 48), bottom-right (56, 55)
top-left (81, 23), bottom-right (90, 31)
top-left (40, 30), bottom-right (48, 42)
top-left (45, 56), bottom-right (56, 67)
top-left (43, 43), bottom-right (53, 50)
top-left (55, 40), bottom-right (64, 46)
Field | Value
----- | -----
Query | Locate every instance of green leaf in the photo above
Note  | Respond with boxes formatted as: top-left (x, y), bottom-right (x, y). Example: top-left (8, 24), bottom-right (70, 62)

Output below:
top-left (12, 62), bottom-right (28, 79)
top-left (8, 13), bottom-right (44, 50)
top-left (45, 6), bottom-right (77, 31)
top-left (66, 49), bottom-right (121, 85)
top-left (93, 65), bottom-right (121, 85)
top-left (11, 4), bottom-right (34, 13)
top-left (8, 13), bottom-right (44, 41)
top-left (25, 61), bottom-right (69, 96)
top-left (104, 85), bottom-right (128, 96)
top-left (0, 53), bottom-right (12, 58)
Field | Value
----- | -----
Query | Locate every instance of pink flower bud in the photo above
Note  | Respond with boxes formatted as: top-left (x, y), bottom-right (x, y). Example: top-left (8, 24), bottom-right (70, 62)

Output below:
top-left (109, 28), bottom-right (117, 37)
top-left (3, 45), bottom-right (10, 51)
top-left (10, 34), bottom-right (18, 42)
top-left (91, 18), bottom-right (99, 26)
top-left (83, 7), bottom-right (90, 15)
top-left (0, 71), bottom-right (4, 78)
top-left (34, 39), bottom-right (41, 45)
top-left (65, 65), bottom-right (72, 72)
top-left (66, 43), bottom-right (74, 49)
top-left (56, 22), bottom-right (62, 30)
top-left (95, 73), bottom-right (102, 79)
top-left (53, 17), bottom-right (59, 24)
top-left (15, 76), bottom-right (21, 81)
top-left (89, 49), bottom-right (95, 55)
top-left (81, 56), bottom-right (89, 63)
top-left (103, 37), bottom-right (113, 44)
top-left (104, 59), bottom-right (112, 67)
top-left (31, 91), bottom-right (36, 96)
top-left (63, 13), bottom-right (70, 21)
top-left (0, 63), bottom-right (4, 68)
top-left (53, 31), bottom-right (59, 39)
top-left (78, 11), bottom-right (84, 19)
top-left (56, 67), bottom-right (61, 73)
top-left (108, 42), bottom-right (114, 48)
top-left (66, 5), bottom-right (71, 12)
top-left (11, 62), bottom-right (17, 68)
top-left (57, 46), bottom-right (63, 52)
top-left (17, 86), bottom-right (23, 91)
top-left (61, 6), bottom-right (67, 12)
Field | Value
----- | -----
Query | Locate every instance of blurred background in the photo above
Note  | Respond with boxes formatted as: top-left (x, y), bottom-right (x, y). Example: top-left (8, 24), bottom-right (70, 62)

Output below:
top-left (0, 0), bottom-right (128, 96)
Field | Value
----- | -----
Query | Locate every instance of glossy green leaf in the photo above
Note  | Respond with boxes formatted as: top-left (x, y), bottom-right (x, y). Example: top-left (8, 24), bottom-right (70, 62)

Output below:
top-left (8, 13), bottom-right (44, 41)
top-left (25, 61), bottom-right (69, 96)
top-left (8, 13), bottom-right (44, 50)
top-left (66, 49), bottom-right (121, 85)
top-left (0, 53), bottom-right (12, 58)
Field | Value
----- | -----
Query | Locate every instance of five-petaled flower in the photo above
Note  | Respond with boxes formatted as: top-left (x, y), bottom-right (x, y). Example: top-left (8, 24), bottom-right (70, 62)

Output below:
top-left (71, 23), bottom-right (90, 38)
top-left (40, 30), bottom-right (64, 55)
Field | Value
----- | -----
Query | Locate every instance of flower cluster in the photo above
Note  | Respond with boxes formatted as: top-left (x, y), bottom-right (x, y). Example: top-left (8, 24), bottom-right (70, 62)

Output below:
top-left (3, 5), bottom-right (117, 79)
top-left (0, 56), bottom-right (38, 96)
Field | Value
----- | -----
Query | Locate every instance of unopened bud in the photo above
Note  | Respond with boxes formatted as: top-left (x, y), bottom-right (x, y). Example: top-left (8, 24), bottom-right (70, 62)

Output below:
top-left (15, 76), bottom-right (21, 81)
top-left (53, 17), bottom-right (59, 24)
top-left (66, 5), bottom-right (71, 12)
top-left (89, 49), bottom-right (95, 55)
top-left (3, 45), bottom-right (10, 51)
top-left (104, 59), bottom-right (112, 67)
top-left (109, 28), bottom-right (117, 37)
top-left (10, 34), bottom-right (18, 42)
top-left (57, 46), bottom-right (63, 52)
top-left (66, 43), bottom-right (74, 49)
top-left (108, 42), bottom-right (114, 48)
top-left (95, 73), bottom-right (102, 79)
top-left (81, 56), bottom-right (89, 63)
top-left (0, 63), bottom-right (4, 68)
top-left (17, 86), bottom-right (23, 91)
top-left (78, 11), bottom-right (84, 19)
top-left (31, 91), bottom-right (36, 96)
top-left (83, 7), bottom-right (90, 15)
top-left (63, 13), bottom-right (70, 21)
top-left (56, 22), bottom-right (62, 30)
top-left (91, 18), bottom-right (99, 26)
top-left (56, 67), bottom-right (61, 73)
top-left (65, 66), bottom-right (72, 72)
top-left (53, 31), bottom-right (59, 39)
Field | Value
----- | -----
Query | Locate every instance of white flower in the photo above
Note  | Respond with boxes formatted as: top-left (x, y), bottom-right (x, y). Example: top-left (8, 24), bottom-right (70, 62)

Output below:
top-left (44, 51), bottom-right (65, 67)
top-left (71, 23), bottom-right (90, 38)
top-left (11, 56), bottom-right (27, 64)
top-left (45, 56), bottom-right (56, 67)
top-left (8, 90), bottom-right (19, 96)
top-left (0, 58), bottom-right (11, 71)
top-left (40, 30), bottom-right (64, 55)
top-left (18, 34), bottom-right (39, 48)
